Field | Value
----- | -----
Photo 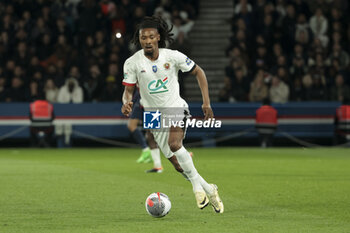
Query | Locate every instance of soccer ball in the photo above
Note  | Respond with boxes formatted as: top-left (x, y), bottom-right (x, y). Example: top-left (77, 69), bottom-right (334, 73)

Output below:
top-left (145, 192), bottom-right (171, 218)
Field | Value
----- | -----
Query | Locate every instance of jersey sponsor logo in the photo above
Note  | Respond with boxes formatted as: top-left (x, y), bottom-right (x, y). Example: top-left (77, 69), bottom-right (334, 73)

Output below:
top-left (143, 110), bottom-right (161, 129)
top-left (148, 77), bottom-right (169, 94)
top-left (164, 63), bottom-right (170, 69)
top-left (152, 65), bottom-right (157, 73)
top-left (185, 57), bottom-right (192, 65)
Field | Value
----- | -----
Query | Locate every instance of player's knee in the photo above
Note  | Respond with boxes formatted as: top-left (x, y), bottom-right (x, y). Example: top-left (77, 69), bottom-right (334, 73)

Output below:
top-left (127, 125), bottom-right (133, 132)
top-left (169, 142), bottom-right (181, 152)
top-left (127, 122), bottom-right (137, 132)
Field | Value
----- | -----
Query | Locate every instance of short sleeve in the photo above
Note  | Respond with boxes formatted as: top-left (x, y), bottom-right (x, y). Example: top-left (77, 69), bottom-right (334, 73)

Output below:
top-left (173, 50), bottom-right (196, 73)
top-left (122, 59), bottom-right (137, 86)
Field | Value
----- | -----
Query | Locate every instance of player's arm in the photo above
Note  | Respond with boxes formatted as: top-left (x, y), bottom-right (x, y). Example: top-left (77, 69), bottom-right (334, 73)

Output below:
top-left (190, 65), bottom-right (214, 120)
top-left (121, 85), bottom-right (135, 117)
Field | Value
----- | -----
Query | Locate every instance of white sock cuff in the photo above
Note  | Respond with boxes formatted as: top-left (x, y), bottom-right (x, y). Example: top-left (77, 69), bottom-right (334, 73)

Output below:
top-left (173, 146), bottom-right (186, 154)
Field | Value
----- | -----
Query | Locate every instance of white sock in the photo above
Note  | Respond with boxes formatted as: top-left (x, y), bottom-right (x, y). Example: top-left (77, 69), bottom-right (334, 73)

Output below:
top-left (174, 146), bottom-right (203, 192)
top-left (198, 175), bottom-right (214, 195)
top-left (151, 148), bottom-right (162, 168)
top-left (142, 147), bottom-right (150, 152)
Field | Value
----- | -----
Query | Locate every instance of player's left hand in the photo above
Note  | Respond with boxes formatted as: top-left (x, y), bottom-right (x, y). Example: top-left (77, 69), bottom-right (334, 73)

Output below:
top-left (202, 104), bottom-right (214, 120)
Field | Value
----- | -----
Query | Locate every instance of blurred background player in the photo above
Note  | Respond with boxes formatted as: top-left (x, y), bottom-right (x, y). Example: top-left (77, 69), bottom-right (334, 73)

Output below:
top-left (145, 131), bottom-right (163, 173)
top-left (127, 88), bottom-right (163, 172)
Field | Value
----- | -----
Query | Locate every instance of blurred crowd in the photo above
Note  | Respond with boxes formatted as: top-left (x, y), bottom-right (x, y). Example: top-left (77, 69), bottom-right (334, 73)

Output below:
top-left (220, 0), bottom-right (350, 103)
top-left (0, 0), bottom-right (198, 103)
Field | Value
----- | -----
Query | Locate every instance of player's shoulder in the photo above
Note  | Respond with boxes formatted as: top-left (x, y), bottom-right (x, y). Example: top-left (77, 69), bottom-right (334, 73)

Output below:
top-left (161, 48), bottom-right (181, 56)
top-left (161, 49), bottom-right (189, 64)
top-left (124, 50), bottom-right (143, 65)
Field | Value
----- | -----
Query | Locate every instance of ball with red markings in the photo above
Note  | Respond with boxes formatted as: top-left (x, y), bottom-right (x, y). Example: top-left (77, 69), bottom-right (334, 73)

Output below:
top-left (145, 192), bottom-right (171, 218)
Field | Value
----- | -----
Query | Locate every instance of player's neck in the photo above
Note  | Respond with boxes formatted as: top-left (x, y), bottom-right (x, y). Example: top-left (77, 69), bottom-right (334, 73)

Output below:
top-left (144, 49), bottom-right (159, 61)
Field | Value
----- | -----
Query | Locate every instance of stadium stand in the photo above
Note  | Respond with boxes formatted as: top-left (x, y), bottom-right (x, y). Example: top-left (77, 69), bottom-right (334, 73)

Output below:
top-left (0, 0), bottom-right (198, 102)
top-left (1, 0), bottom-right (348, 103)
top-left (221, 0), bottom-right (350, 103)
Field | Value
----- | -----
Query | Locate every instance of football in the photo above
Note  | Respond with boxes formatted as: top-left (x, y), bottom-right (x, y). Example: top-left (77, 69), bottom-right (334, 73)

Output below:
top-left (145, 192), bottom-right (171, 218)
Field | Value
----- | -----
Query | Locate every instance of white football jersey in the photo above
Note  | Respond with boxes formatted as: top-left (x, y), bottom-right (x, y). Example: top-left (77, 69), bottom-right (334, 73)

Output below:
top-left (122, 48), bottom-right (195, 108)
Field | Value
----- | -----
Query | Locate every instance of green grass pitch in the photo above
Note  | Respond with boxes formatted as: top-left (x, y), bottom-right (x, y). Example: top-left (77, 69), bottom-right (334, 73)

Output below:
top-left (0, 148), bottom-right (349, 233)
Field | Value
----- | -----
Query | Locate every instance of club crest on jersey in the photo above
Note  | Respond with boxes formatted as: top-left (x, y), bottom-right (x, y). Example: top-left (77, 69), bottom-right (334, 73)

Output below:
top-left (164, 63), bottom-right (170, 69)
top-left (148, 77), bottom-right (169, 94)
top-left (152, 65), bottom-right (157, 73)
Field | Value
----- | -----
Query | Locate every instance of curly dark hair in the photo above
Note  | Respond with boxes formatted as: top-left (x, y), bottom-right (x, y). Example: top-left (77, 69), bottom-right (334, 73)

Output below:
top-left (132, 16), bottom-right (174, 48)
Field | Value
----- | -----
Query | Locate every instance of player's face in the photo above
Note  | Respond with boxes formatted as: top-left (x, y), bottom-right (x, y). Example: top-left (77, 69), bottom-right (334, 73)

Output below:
top-left (139, 28), bottom-right (160, 56)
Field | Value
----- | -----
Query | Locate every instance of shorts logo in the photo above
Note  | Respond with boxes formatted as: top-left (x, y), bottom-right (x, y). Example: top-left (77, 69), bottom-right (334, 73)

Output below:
top-left (185, 58), bottom-right (192, 65)
top-left (143, 110), bottom-right (161, 129)
top-left (164, 63), bottom-right (170, 69)
top-left (148, 77), bottom-right (169, 94)
top-left (152, 65), bottom-right (157, 73)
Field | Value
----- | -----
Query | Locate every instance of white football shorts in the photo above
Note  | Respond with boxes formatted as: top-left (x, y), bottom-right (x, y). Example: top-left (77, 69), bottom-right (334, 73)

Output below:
top-left (151, 107), bottom-right (191, 159)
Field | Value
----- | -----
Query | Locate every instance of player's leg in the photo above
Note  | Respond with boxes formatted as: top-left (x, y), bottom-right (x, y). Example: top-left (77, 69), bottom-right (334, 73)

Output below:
top-left (151, 129), bottom-right (189, 179)
top-left (167, 152), bottom-right (216, 195)
top-left (149, 131), bottom-right (188, 177)
top-left (128, 100), bottom-right (152, 163)
top-left (151, 128), bottom-right (221, 212)
top-left (168, 126), bottom-right (211, 209)
top-left (168, 126), bottom-right (223, 213)
top-left (127, 118), bottom-right (152, 163)
top-left (145, 131), bottom-right (163, 173)
top-left (168, 155), bottom-right (190, 180)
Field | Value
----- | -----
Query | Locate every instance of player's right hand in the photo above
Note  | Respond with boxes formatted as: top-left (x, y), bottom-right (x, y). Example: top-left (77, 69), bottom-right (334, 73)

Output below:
top-left (121, 102), bottom-right (133, 117)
